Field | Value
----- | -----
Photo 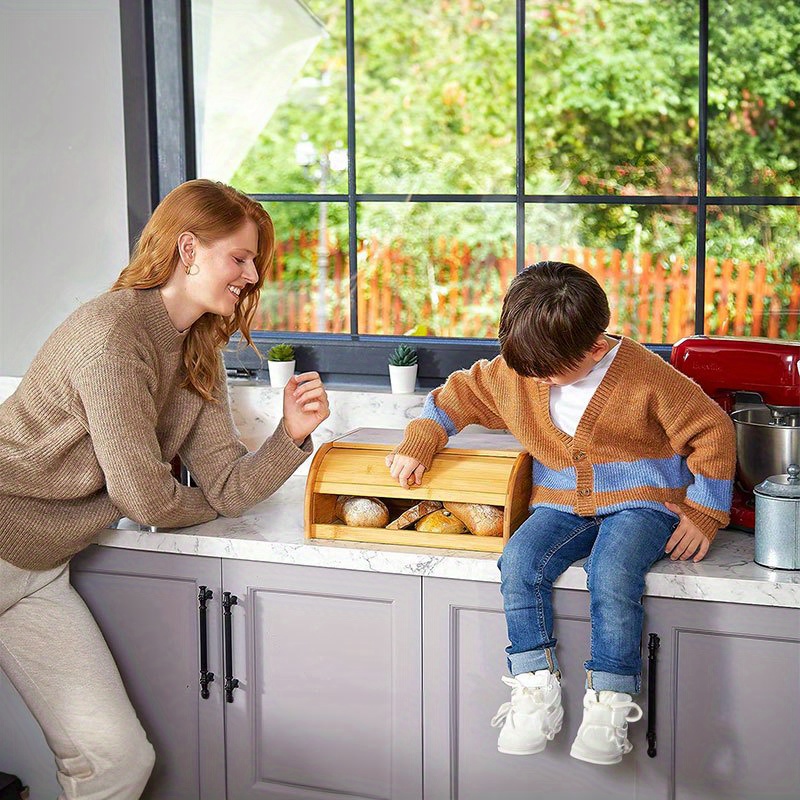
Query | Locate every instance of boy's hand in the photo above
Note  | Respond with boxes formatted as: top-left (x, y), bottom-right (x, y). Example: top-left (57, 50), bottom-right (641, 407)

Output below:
top-left (385, 452), bottom-right (426, 488)
top-left (664, 502), bottom-right (710, 563)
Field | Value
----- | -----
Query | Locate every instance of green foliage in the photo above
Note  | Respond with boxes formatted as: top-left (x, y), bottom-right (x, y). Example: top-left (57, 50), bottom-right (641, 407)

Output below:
top-left (267, 343), bottom-right (295, 362)
top-left (388, 344), bottom-right (418, 366)
top-left (226, 0), bottom-right (800, 340)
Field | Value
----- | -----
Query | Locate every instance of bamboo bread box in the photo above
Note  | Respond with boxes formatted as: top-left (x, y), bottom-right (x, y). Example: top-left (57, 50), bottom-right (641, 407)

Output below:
top-left (305, 427), bottom-right (532, 553)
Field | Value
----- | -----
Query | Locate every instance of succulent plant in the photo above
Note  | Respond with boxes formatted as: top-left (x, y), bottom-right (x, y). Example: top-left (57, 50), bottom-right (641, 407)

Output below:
top-left (267, 343), bottom-right (295, 362)
top-left (388, 343), bottom-right (418, 367)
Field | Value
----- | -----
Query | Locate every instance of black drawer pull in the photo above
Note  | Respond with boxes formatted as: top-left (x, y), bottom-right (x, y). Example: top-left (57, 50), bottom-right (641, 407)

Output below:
top-left (222, 592), bottom-right (240, 703)
top-left (198, 586), bottom-right (214, 699)
top-left (646, 632), bottom-right (660, 757)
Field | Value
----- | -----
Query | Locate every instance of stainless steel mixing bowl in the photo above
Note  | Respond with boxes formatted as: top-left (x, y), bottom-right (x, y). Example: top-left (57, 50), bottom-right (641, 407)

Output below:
top-left (731, 407), bottom-right (800, 492)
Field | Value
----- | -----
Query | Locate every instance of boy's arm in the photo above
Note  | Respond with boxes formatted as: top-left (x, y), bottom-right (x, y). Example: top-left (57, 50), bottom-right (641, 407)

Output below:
top-left (658, 373), bottom-right (737, 540)
top-left (395, 357), bottom-right (508, 469)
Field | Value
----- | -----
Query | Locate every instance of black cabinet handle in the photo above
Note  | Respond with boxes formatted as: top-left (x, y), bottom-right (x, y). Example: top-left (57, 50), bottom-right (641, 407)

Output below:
top-left (222, 592), bottom-right (240, 703)
top-left (646, 632), bottom-right (660, 757)
top-left (198, 586), bottom-right (214, 699)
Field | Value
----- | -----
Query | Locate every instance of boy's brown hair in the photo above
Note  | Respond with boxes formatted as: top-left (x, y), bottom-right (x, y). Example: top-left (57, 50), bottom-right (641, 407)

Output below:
top-left (498, 261), bottom-right (610, 378)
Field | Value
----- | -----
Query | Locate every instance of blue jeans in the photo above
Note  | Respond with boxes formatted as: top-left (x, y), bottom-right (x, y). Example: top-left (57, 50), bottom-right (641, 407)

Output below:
top-left (497, 506), bottom-right (678, 695)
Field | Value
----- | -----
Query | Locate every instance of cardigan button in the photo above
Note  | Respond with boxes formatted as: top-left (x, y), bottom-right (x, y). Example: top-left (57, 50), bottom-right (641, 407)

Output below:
top-left (577, 488), bottom-right (592, 497)
top-left (573, 450), bottom-right (586, 461)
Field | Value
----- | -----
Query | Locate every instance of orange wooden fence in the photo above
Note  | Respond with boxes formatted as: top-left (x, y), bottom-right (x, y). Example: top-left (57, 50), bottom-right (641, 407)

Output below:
top-left (255, 237), bottom-right (800, 343)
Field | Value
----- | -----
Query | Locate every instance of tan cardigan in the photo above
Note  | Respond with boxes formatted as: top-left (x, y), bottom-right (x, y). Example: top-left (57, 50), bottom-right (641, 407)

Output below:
top-left (396, 338), bottom-right (736, 539)
top-left (0, 288), bottom-right (310, 570)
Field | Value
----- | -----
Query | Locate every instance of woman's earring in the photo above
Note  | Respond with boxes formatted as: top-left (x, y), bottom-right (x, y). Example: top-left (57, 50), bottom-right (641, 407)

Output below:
top-left (184, 250), bottom-right (199, 275)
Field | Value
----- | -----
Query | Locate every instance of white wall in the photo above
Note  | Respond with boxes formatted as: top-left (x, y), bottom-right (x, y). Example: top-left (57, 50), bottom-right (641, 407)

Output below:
top-left (0, 0), bottom-right (129, 377)
top-left (0, 3), bottom-right (128, 795)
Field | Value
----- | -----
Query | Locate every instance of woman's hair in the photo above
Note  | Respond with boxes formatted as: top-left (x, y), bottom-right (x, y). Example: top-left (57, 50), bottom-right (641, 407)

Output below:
top-left (112, 179), bottom-right (275, 401)
top-left (498, 261), bottom-right (610, 378)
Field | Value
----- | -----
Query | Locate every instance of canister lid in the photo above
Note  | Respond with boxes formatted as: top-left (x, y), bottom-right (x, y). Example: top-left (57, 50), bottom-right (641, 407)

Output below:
top-left (754, 464), bottom-right (800, 498)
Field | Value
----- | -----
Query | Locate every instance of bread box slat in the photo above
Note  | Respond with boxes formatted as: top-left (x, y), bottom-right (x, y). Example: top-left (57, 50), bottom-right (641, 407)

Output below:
top-left (305, 427), bottom-right (532, 553)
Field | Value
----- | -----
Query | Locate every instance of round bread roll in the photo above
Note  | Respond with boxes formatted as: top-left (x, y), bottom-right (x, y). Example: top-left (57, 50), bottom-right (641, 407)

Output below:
top-left (335, 495), bottom-right (390, 528)
top-left (415, 509), bottom-right (468, 534)
top-left (443, 502), bottom-right (504, 536)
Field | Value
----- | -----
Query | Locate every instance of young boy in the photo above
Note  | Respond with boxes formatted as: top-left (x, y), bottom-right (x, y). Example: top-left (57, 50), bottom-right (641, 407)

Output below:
top-left (386, 261), bottom-right (736, 765)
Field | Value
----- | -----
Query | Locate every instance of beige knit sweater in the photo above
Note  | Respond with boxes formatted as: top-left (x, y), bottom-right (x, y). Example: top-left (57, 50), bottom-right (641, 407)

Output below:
top-left (0, 288), bottom-right (311, 570)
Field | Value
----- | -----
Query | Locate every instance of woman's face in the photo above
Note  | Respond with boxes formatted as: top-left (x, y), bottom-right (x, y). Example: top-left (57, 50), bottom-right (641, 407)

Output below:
top-left (180, 219), bottom-right (260, 318)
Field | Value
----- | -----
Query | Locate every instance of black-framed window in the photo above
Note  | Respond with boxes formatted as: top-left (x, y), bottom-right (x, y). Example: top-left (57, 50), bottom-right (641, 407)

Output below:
top-left (125, 0), bottom-right (800, 386)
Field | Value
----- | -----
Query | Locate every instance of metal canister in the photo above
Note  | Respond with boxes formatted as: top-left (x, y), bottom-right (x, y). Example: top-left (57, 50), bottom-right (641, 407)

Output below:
top-left (753, 464), bottom-right (800, 570)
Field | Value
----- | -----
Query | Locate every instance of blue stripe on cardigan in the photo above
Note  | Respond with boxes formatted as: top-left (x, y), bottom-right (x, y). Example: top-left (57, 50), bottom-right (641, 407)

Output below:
top-left (592, 455), bottom-right (692, 492)
top-left (420, 394), bottom-right (458, 437)
top-left (529, 455), bottom-right (731, 513)
top-left (532, 461), bottom-right (577, 490)
top-left (685, 475), bottom-right (733, 513)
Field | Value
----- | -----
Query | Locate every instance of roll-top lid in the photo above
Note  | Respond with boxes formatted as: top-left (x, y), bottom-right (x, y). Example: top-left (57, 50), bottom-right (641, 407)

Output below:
top-left (755, 464), bottom-right (800, 499)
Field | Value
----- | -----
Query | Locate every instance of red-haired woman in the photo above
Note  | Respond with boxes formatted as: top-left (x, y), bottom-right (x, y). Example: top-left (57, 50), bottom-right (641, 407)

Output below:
top-left (0, 179), bottom-right (329, 799)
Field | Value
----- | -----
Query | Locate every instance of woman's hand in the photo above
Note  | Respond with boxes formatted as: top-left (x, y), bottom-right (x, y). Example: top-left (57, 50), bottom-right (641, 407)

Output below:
top-left (385, 451), bottom-right (427, 488)
top-left (283, 372), bottom-right (330, 445)
top-left (664, 501), bottom-right (711, 563)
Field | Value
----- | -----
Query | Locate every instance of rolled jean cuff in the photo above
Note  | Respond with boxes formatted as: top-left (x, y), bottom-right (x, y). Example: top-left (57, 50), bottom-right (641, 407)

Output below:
top-left (585, 669), bottom-right (640, 695)
top-left (508, 647), bottom-right (559, 677)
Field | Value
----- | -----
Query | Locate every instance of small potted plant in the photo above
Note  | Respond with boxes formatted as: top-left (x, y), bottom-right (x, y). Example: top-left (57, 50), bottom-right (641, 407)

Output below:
top-left (267, 343), bottom-right (296, 389)
top-left (388, 343), bottom-right (418, 394)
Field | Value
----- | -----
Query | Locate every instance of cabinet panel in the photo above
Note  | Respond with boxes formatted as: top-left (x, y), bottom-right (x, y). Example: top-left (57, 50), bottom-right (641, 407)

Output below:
top-left (424, 578), bottom-right (657, 800)
top-left (223, 561), bottom-right (422, 800)
top-left (673, 631), bottom-right (800, 800)
top-left (71, 546), bottom-right (225, 800)
top-left (647, 597), bottom-right (800, 800)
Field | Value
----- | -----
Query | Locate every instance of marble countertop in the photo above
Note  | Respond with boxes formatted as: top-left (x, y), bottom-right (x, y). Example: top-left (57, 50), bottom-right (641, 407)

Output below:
top-left (4, 374), bottom-right (798, 609)
top-left (97, 475), bottom-right (800, 610)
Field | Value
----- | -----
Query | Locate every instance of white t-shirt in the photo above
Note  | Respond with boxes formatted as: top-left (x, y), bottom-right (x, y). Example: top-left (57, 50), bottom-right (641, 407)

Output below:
top-left (549, 339), bottom-right (621, 437)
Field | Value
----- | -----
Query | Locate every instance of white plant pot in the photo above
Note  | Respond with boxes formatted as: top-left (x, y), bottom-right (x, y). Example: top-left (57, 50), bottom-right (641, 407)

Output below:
top-left (267, 359), bottom-right (295, 389)
top-left (389, 363), bottom-right (418, 394)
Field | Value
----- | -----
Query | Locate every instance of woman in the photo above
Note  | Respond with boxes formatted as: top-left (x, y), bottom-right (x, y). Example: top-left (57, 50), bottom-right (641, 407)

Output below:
top-left (0, 179), bottom-right (329, 799)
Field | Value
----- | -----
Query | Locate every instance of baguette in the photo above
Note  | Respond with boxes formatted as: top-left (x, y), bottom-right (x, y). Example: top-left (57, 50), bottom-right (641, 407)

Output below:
top-left (386, 500), bottom-right (443, 530)
top-left (443, 502), bottom-right (504, 536)
top-left (334, 495), bottom-right (390, 528)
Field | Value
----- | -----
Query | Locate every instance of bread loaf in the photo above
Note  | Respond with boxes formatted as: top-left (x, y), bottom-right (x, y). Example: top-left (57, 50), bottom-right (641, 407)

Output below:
top-left (386, 500), bottom-right (443, 530)
top-left (443, 502), bottom-right (504, 536)
top-left (335, 495), bottom-right (390, 528)
top-left (415, 509), bottom-right (467, 534)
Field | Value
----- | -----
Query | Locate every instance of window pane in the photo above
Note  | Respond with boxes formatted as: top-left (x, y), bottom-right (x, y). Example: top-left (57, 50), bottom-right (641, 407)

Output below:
top-left (253, 202), bottom-right (350, 334)
top-left (525, 1), bottom-right (698, 196)
top-left (704, 205), bottom-right (800, 339)
top-left (708, 2), bottom-right (800, 196)
top-left (525, 204), bottom-right (697, 343)
top-left (192, 0), bottom-right (348, 194)
top-left (354, 0), bottom-right (516, 194)
top-left (356, 203), bottom-right (516, 337)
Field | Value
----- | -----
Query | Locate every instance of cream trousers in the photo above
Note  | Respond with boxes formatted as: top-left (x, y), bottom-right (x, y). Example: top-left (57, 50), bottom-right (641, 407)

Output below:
top-left (0, 558), bottom-right (155, 800)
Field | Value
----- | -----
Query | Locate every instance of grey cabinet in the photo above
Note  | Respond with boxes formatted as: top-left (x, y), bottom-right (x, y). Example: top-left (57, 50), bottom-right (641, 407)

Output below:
top-left (422, 577), bottom-right (800, 800)
top-left (14, 545), bottom-right (792, 800)
top-left (221, 560), bottom-right (423, 800)
top-left (423, 577), bottom-right (658, 800)
top-left (70, 546), bottom-right (226, 800)
top-left (645, 596), bottom-right (800, 800)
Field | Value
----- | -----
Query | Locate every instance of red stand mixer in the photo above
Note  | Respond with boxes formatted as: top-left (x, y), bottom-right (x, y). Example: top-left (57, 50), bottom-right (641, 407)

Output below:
top-left (670, 336), bottom-right (800, 531)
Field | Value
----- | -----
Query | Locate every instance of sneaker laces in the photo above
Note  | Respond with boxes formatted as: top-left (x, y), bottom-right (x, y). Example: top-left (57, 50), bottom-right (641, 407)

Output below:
top-left (490, 675), bottom-right (555, 738)
top-left (605, 696), bottom-right (643, 752)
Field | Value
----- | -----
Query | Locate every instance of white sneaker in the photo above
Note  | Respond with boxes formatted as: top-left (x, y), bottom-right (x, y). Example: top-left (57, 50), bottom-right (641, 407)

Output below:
top-left (490, 670), bottom-right (564, 755)
top-left (569, 689), bottom-right (643, 765)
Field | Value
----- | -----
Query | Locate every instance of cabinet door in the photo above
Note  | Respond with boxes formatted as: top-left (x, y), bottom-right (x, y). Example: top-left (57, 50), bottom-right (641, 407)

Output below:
top-left (424, 578), bottom-right (662, 800)
top-left (646, 597), bottom-right (800, 800)
top-left (70, 546), bottom-right (225, 800)
top-left (222, 561), bottom-right (422, 800)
